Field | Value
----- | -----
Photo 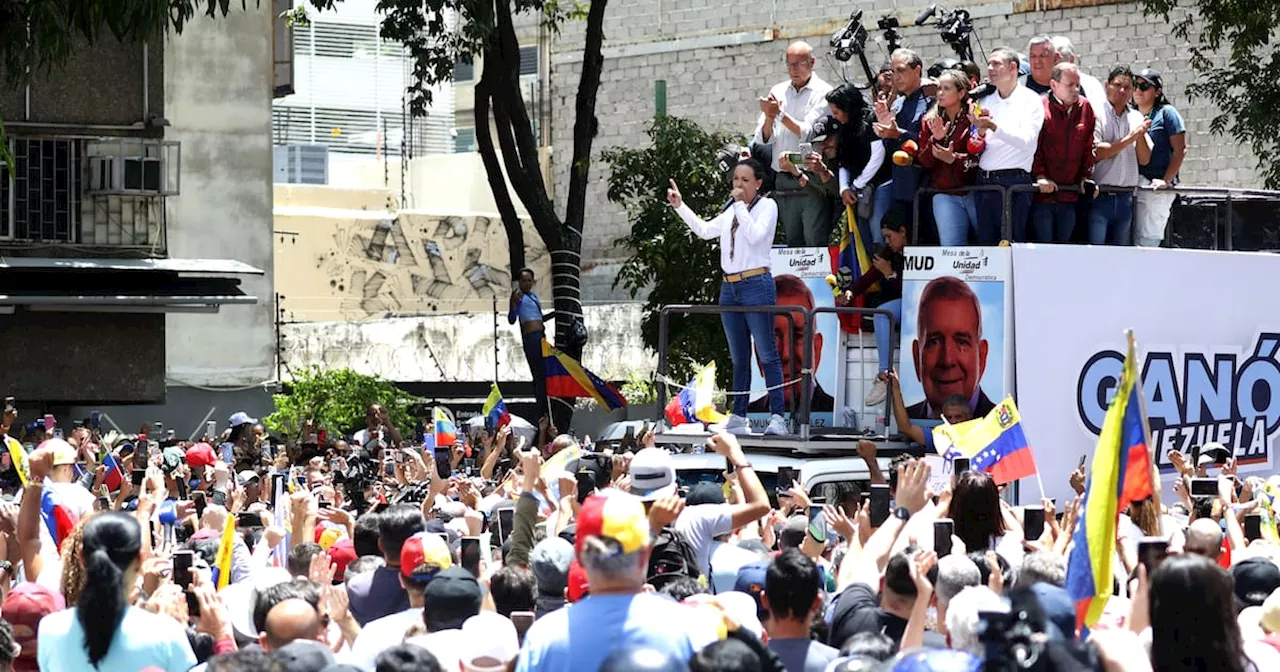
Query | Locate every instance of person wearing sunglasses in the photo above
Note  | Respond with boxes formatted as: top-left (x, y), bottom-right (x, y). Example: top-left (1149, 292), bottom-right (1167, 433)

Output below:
top-left (1132, 68), bottom-right (1187, 247)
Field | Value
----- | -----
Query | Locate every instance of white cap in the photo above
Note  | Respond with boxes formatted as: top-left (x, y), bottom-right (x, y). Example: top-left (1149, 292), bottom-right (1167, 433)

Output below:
top-left (628, 447), bottom-right (677, 501)
top-left (223, 566), bottom-right (291, 640)
top-left (460, 611), bottom-right (520, 671)
top-left (229, 411), bottom-right (257, 428)
top-left (710, 591), bottom-right (765, 640)
top-left (1199, 442), bottom-right (1229, 465)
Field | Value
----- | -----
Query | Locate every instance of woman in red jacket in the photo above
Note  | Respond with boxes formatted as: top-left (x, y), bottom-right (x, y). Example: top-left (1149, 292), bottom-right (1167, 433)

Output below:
top-left (917, 70), bottom-right (983, 246)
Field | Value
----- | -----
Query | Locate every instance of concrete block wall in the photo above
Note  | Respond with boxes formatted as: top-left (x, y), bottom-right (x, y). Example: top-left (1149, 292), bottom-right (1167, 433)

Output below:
top-left (547, 1), bottom-right (1257, 291)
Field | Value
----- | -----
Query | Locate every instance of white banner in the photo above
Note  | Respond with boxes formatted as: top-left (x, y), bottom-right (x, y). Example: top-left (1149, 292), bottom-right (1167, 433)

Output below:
top-left (899, 246), bottom-right (1015, 434)
top-left (1012, 244), bottom-right (1280, 505)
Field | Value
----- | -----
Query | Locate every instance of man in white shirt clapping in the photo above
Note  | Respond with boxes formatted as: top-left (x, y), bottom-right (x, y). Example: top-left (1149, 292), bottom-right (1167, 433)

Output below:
top-left (973, 47), bottom-right (1045, 244)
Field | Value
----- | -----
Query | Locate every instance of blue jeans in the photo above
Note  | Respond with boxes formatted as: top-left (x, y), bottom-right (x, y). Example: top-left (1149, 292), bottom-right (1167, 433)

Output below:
top-left (1032, 202), bottom-right (1078, 243)
top-left (720, 273), bottom-right (784, 417)
top-left (974, 170), bottom-right (1033, 244)
top-left (1089, 192), bottom-right (1133, 245)
top-left (865, 182), bottom-right (893, 246)
top-left (932, 193), bottom-right (978, 246)
top-left (875, 299), bottom-right (902, 372)
top-left (521, 329), bottom-right (548, 419)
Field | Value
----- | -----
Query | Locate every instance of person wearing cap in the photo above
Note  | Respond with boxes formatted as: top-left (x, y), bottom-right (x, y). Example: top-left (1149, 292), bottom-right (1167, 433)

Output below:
top-left (631, 434), bottom-right (770, 580)
top-left (751, 41), bottom-right (833, 247)
top-left (1132, 66), bottom-right (1186, 247)
top-left (529, 537), bottom-right (574, 617)
top-left (459, 612), bottom-right (520, 672)
top-left (971, 45), bottom-right (1045, 244)
top-left (343, 532), bottom-right (452, 670)
top-left (269, 639), bottom-right (335, 672)
top-left (3, 582), bottom-right (63, 671)
top-left (227, 411), bottom-right (264, 473)
top-left (686, 481), bottom-right (763, 595)
top-left (516, 491), bottom-right (720, 671)
top-left (403, 567), bottom-right (484, 670)
top-left (17, 439), bottom-right (96, 586)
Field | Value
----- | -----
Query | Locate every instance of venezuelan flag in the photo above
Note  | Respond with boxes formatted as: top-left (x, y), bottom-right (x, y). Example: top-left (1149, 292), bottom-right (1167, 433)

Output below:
top-left (434, 407), bottom-right (458, 449)
top-left (664, 361), bottom-right (727, 426)
top-left (947, 397), bottom-right (1038, 485)
top-left (3, 435), bottom-right (28, 487)
top-left (214, 512), bottom-right (237, 589)
top-left (1065, 336), bottom-right (1155, 630)
top-left (542, 339), bottom-right (627, 411)
top-left (41, 485), bottom-right (79, 551)
top-left (836, 204), bottom-right (877, 334)
top-left (483, 383), bottom-right (511, 430)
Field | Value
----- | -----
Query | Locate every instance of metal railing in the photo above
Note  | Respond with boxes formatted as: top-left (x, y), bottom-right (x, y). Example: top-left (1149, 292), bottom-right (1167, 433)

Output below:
top-left (656, 303), bottom-right (898, 440)
top-left (904, 182), bottom-right (1280, 249)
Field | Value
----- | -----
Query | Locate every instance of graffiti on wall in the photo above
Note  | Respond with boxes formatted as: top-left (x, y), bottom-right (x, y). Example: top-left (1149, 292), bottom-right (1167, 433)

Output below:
top-left (280, 212), bottom-right (549, 322)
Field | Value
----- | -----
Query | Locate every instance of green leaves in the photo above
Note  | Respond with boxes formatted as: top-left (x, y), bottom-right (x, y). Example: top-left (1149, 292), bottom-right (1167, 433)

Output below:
top-left (1138, 0), bottom-right (1280, 188)
top-left (263, 367), bottom-right (423, 441)
top-left (601, 116), bottom-right (743, 388)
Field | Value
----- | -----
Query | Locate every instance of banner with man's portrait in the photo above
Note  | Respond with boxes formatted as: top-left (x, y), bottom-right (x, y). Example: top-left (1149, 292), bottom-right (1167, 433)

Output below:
top-left (746, 247), bottom-right (843, 430)
top-left (898, 246), bottom-right (1014, 434)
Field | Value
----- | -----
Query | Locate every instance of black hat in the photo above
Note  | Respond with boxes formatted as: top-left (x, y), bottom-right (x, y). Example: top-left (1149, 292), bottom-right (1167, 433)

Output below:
top-left (1136, 68), bottom-right (1164, 90)
top-left (424, 567), bottom-right (482, 628)
top-left (1232, 557), bottom-right (1280, 611)
top-left (686, 481), bottom-right (726, 506)
top-left (809, 115), bottom-right (842, 143)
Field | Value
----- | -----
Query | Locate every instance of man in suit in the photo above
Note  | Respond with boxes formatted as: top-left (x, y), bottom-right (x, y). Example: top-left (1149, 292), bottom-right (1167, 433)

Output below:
top-left (906, 276), bottom-right (995, 420)
top-left (749, 274), bottom-right (834, 416)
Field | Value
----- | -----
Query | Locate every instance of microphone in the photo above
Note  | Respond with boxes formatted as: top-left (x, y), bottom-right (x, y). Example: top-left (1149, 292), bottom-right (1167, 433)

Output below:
top-left (914, 4), bottom-right (937, 25)
top-left (968, 81), bottom-right (996, 99)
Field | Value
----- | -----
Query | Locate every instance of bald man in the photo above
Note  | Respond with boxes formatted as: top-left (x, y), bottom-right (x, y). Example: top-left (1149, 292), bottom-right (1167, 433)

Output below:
top-left (752, 41), bottom-right (834, 246)
top-left (1184, 518), bottom-right (1225, 561)
top-left (260, 598), bottom-right (325, 652)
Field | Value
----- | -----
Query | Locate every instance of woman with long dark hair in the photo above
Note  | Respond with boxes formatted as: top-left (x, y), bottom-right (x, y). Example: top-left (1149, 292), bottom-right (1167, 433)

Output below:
top-left (1147, 553), bottom-right (1256, 672)
top-left (917, 70), bottom-right (982, 245)
top-left (945, 471), bottom-right (1023, 566)
top-left (668, 159), bottom-right (787, 435)
top-left (825, 84), bottom-right (884, 248)
top-left (38, 513), bottom-right (195, 671)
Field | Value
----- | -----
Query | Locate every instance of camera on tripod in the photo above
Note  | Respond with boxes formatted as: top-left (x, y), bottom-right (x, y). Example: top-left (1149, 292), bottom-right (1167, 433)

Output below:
top-left (829, 10), bottom-right (869, 62)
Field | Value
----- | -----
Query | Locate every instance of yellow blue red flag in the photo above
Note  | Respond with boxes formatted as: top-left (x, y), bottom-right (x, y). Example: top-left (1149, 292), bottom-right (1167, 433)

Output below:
top-left (542, 340), bottom-right (627, 410)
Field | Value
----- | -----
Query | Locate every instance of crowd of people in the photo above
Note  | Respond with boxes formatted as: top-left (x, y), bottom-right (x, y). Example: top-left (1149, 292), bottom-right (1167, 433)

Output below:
top-left (751, 36), bottom-right (1186, 250)
top-left (0, 399), bottom-right (1276, 672)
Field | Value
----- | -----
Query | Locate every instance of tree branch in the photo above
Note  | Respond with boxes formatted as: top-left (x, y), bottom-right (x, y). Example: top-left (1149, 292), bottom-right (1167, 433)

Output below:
top-left (563, 0), bottom-right (608, 242)
top-left (474, 79), bottom-right (526, 275)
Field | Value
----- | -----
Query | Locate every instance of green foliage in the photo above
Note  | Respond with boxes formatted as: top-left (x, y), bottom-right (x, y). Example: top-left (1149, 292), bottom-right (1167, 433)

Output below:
top-left (264, 367), bottom-right (422, 440)
top-left (619, 370), bottom-right (656, 405)
top-left (601, 116), bottom-right (741, 388)
top-left (1139, 0), bottom-right (1280, 188)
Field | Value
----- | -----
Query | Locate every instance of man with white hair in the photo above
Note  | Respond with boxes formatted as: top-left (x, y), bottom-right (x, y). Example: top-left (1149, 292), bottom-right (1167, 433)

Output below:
top-left (752, 41), bottom-right (834, 246)
top-left (1051, 36), bottom-right (1106, 117)
top-left (945, 586), bottom-right (1007, 654)
top-left (933, 555), bottom-right (981, 640)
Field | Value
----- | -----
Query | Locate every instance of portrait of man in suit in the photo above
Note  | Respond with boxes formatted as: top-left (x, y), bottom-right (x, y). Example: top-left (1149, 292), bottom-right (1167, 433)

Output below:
top-left (907, 275), bottom-right (995, 420)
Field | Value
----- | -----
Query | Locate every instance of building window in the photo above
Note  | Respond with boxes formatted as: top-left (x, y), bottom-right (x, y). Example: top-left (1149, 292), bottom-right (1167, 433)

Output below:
top-left (0, 138), bottom-right (80, 242)
top-left (455, 127), bottom-right (476, 153)
top-left (455, 54), bottom-right (474, 82)
top-left (519, 45), bottom-right (538, 77)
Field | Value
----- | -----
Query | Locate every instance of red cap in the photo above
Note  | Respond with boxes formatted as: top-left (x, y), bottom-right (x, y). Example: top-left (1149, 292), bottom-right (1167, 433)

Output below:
top-left (185, 443), bottom-right (218, 469)
top-left (327, 539), bottom-right (358, 582)
top-left (3, 583), bottom-right (64, 671)
top-left (566, 558), bottom-right (590, 603)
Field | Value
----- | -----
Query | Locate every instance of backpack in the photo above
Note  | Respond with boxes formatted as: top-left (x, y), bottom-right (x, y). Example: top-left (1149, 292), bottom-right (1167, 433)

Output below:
top-left (646, 526), bottom-right (702, 590)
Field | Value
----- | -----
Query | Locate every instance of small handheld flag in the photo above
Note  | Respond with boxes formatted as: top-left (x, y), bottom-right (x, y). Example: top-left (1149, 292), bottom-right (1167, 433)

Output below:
top-left (482, 384), bottom-right (511, 430)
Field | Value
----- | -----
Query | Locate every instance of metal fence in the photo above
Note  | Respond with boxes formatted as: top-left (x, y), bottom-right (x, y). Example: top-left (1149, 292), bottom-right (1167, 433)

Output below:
top-left (655, 303), bottom-right (898, 438)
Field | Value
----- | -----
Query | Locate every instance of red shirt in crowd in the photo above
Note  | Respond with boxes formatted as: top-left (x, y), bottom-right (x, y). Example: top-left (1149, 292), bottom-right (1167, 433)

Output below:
top-left (918, 108), bottom-right (980, 193)
top-left (1032, 94), bottom-right (1096, 203)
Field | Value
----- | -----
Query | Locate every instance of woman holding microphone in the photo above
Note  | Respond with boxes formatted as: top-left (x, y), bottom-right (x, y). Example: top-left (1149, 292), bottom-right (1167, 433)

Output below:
top-left (667, 159), bottom-right (787, 436)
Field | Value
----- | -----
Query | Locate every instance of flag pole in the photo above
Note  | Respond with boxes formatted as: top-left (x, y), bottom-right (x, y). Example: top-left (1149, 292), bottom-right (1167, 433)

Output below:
top-left (1127, 329), bottom-right (1165, 537)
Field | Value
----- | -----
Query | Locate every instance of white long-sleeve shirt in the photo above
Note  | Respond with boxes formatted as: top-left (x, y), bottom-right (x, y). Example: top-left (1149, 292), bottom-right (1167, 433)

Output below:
top-left (976, 84), bottom-right (1045, 172)
top-left (752, 76), bottom-right (834, 172)
top-left (675, 198), bottom-right (777, 275)
top-left (838, 142), bottom-right (885, 192)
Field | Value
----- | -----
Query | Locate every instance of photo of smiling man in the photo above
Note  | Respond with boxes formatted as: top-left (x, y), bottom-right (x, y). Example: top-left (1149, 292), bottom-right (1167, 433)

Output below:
top-left (898, 247), bottom-right (1012, 426)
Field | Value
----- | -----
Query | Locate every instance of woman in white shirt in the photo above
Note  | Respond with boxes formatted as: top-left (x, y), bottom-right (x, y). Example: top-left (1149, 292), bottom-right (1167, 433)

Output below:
top-left (38, 512), bottom-right (196, 672)
top-left (667, 159), bottom-right (787, 436)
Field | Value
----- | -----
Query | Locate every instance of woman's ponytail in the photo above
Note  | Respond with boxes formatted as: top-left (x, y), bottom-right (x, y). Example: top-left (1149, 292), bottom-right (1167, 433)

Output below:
top-left (75, 513), bottom-right (141, 666)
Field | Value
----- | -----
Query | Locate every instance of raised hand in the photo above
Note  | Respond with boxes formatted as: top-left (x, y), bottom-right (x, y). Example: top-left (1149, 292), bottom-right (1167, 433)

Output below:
top-left (666, 179), bottom-right (683, 209)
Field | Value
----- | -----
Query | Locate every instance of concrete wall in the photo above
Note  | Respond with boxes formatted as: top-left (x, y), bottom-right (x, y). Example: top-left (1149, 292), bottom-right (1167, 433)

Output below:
top-left (547, 1), bottom-right (1257, 294)
top-left (0, 40), bottom-right (164, 128)
top-left (0, 312), bottom-right (164, 404)
top-left (274, 183), bottom-right (547, 321)
top-left (164, 6), bottom-right (276, 388)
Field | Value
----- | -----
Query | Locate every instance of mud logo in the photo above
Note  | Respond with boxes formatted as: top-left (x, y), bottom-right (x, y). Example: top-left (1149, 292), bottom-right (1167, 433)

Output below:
top-left (1076, 334), bottom-right (1280, 470)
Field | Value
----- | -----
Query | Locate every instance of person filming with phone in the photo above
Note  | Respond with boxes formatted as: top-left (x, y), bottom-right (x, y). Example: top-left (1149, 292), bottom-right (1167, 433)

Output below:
top-left (668, 160), bottom-right (788, 436)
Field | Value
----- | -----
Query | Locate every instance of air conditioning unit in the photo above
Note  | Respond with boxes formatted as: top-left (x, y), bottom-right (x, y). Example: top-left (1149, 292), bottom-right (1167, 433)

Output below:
top-left (86, 140), bottom-right (180, 196)
top-left (274, 144), bottom-right (329, 185)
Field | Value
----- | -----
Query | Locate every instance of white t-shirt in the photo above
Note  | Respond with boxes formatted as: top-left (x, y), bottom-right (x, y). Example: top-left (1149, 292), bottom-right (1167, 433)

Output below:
top-left (707, 540), bottom-right (761, 594)
top-left (976, 84), bottom-right (1045, 173)
top-left (674, 504), bottom-right (734, 577)
top-left (404, 629), bottom-right (464, 671)
top-left (343, 607), bottom-right (423, 670)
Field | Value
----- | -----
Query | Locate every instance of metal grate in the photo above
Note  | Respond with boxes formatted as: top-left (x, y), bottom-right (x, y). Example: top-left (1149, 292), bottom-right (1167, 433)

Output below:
top-left (1, 139), bottom-right (81, 242)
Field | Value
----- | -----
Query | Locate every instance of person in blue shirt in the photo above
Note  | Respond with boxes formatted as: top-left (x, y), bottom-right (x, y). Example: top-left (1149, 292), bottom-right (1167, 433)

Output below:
top-left (38, 512), bottom-right (196, 672)
top-left (509, 268), bottom-right (553, 422)
top-left (1133, 68), bottom-right (1187, 247)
